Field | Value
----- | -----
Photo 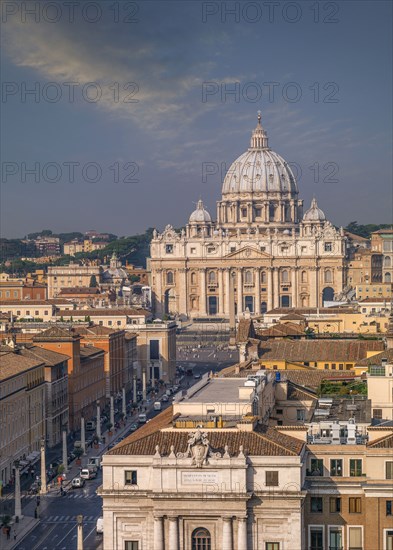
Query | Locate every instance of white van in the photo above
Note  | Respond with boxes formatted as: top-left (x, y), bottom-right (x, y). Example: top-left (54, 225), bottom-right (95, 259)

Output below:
top-left (138, 413), bottom-right (147, 424)
top-left (96, 517), bottom-right (104, 534)
top-left (80, 468), bottom-right (96, 480)
top-left (153, 402), bottom-right (162, 411)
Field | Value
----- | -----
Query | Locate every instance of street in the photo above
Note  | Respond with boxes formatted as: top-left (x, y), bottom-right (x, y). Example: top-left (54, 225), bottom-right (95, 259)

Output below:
top-left (2, 353), bottom-right (235, 550)
top-left (16, 474), bottom-right (103, 550)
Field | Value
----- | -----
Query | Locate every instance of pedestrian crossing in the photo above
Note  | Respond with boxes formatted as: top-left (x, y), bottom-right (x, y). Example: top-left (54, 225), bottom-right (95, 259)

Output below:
top-left (23, 491), bottom-right (98, 500)
top-left (43, 514), bottom-right (98, 523)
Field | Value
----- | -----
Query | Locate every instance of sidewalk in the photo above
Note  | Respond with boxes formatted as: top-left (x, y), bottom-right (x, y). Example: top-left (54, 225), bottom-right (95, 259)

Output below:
top-left (0, 515), bottom-right (39, 550)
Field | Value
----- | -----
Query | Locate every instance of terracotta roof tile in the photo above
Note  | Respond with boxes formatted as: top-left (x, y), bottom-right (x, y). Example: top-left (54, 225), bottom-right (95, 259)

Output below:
top-left (108, 407), bottom-right (304, 457)
top-left (258, 340), bottom-right (384, 362)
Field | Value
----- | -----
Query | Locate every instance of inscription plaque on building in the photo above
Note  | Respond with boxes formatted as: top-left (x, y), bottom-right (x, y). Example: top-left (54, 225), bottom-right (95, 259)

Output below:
top-left (181, 471), bottom-right (219, 485)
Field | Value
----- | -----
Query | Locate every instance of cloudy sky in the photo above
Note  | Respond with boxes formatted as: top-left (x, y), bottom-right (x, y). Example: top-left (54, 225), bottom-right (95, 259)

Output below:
top-left (1, 0), bottom-right (392, 238)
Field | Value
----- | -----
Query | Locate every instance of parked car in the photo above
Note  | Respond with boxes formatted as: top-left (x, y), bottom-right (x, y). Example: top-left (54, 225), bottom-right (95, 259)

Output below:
top-left (194, 373), bottom-right (201, 379)
top-left (71, 477), bottom-right (85, 488)
top-left (161, 395), bottom-right (169, 402)
top-left (129, 423), bottom-right (138, 433)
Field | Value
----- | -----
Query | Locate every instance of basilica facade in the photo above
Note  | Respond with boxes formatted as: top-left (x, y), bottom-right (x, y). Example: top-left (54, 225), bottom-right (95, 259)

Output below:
top-left (150, 114), bottom-right (346, 319)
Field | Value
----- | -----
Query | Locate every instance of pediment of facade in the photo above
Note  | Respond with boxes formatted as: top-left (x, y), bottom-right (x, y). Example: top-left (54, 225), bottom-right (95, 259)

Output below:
top-left (224, 246), bottom-right (272, 260)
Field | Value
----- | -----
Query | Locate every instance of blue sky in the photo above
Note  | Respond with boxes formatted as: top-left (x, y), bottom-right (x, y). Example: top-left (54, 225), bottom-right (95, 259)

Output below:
top-left (1, 0), bottom-right (392, 237)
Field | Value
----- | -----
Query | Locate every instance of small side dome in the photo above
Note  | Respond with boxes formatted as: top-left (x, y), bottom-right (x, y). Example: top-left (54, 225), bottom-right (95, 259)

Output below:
top-left (189, 199), bottom-right (212, 223)
top-left (303, 198), bottom-right (326, 222)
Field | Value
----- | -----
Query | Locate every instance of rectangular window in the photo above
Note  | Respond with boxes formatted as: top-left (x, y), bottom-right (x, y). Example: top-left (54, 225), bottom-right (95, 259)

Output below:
top-left (266, 544), bottom-right (279, 550)
top-left (125, 543), bottom-right (138, 550)
top-left (330, 459), bottom-right (343, 477)
top-left (296, 409), bottom-right (305, 421)
top-left (325, 242), bottom-right (332, 252)
top-left (191, 247), bottom-right (196, 254)
top-left (150, 339), bottom-right (159, 360)
top-left (386, 500), bottom-right (392, 516)
top-left (230, 246), bottom-right (236, 253)
top-left (386, 531), bottom-right (393, 550)
top-left (310, 527), bottom-right (323, 550)
top-left (165, 244), bottom-right (173, 254)
top-left (276, 409), bottom-right (283, 415)
top-left (331, 363), bottom-right (336, 370)
top-left (324, 364), bottom-right (329, 370)
top-left (349, 497), bottom-right (362, 513)
top-left (386, 462), bottom-right (393, 480)
top-left (265, 471), bottom-right (279, 487)
top-left (329, 497), bottom-right (341, 513)
top-left (329, 527), bottom-right (343, 550)
top-left (339, 363), bottom-right (344, 370)
top-left (108, 320), bottom-right (112, 325)
top-left (373, 408), bottom-right (383, 419)
top-left (255, 208), bottom-right (261, 217)
top-left (124, 470), bottom-right (137, 485)
top-left (242, 208), bottom-right (247, 217)
top-left (311, 497), bottom-right (323, 513)
top-left (350, 459), bottom-right (362, 476)
top-left (310, 458), bottom-right (323, 475)
top-left (348, 527), bottom-right (362, 550)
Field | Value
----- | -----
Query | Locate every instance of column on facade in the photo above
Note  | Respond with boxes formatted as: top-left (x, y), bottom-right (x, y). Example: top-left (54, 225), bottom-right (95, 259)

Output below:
top-left (237, 517), bottom-right (247, 550)
top-left (155, 268), bottom-right (163, 317)
top-left (178, 268), bottom-right (187, 316)
top-left (199, 269), bottom-right (207, 315)
top-left (237, 269), bottom-right (243, 315)
top-left (315, 267), bottom-right (320, 307)
top-left (309, 267), bottom-right (317, 307)
top-left (267, 268), bottom-right (273, 311)
top-left (273, 268), bottom-right (280, 308)
top-left (222, 517), bottom-right (233, 550)
top-left (291, 268), bottom-right (297, 308)
top-left (218, 268), bottom-right (224, 315)
top-left (254, 268), bottom-right (261, 315)
top-left (168, 516), bottom-right (179, 550)
top-left (224, 268), bottom-right (231, 315)
top-left (153, 516), bottom-right (164, 550)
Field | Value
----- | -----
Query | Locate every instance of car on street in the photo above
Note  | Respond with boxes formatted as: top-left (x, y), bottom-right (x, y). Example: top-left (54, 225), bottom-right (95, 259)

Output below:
top-left (80, 468), bottom-right (96, 480)
top-left (161, 395), bottom-right (169, 402)
top-left (194, 373), bottom-right (202, 379)
top-left (71, 477), bottom-right (85, 488)
top-left (129, 423), bottom-right (138, 432)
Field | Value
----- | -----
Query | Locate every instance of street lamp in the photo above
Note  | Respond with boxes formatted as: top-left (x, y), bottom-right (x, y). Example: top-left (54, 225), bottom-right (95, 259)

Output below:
top-left (14, 459), bottom-right (22, 521)
top-left (40, 438), bottom-right (47, 495)
top-left (77, 514), bottom-right (83, 550)
top-left (96, 401), bottom-right (101, 441)
top-left (62, 423), bottom-right (68, 473)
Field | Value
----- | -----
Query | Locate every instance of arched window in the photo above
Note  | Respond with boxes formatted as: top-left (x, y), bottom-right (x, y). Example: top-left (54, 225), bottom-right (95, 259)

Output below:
top-left (261, 271), bottom-right (267, 284)
top-left (192, 527), bottom-right (211, 550)
top-left (261, 301), bottom-right (267, 313)
top-left (385, 272), bottom-right (391, 283)
top-left (191, 272), bottom-right (197, 285)
top-left (244, 270), bottom-right (253, 284)
top-left (208, 271), bottom-right (216, 284)
top-left (301, 270), bottom-right (307, 283)
top-left (324, 270), bottom-right (332, 283)
top-left (281, 270), bottom-right (289, 283)
top-left (385, 256), bottom-right (391, 267)
top-left (166, 271), bottom-right (174, 285)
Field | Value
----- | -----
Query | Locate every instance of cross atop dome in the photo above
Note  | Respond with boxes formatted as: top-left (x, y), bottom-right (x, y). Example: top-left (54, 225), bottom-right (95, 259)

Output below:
top-left (250, 111), bottom-right (269, 149)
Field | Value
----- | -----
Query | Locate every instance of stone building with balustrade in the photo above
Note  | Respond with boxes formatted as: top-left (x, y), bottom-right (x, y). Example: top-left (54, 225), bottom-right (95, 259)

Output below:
top-left (150, 114), bottom-right (346, 319)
